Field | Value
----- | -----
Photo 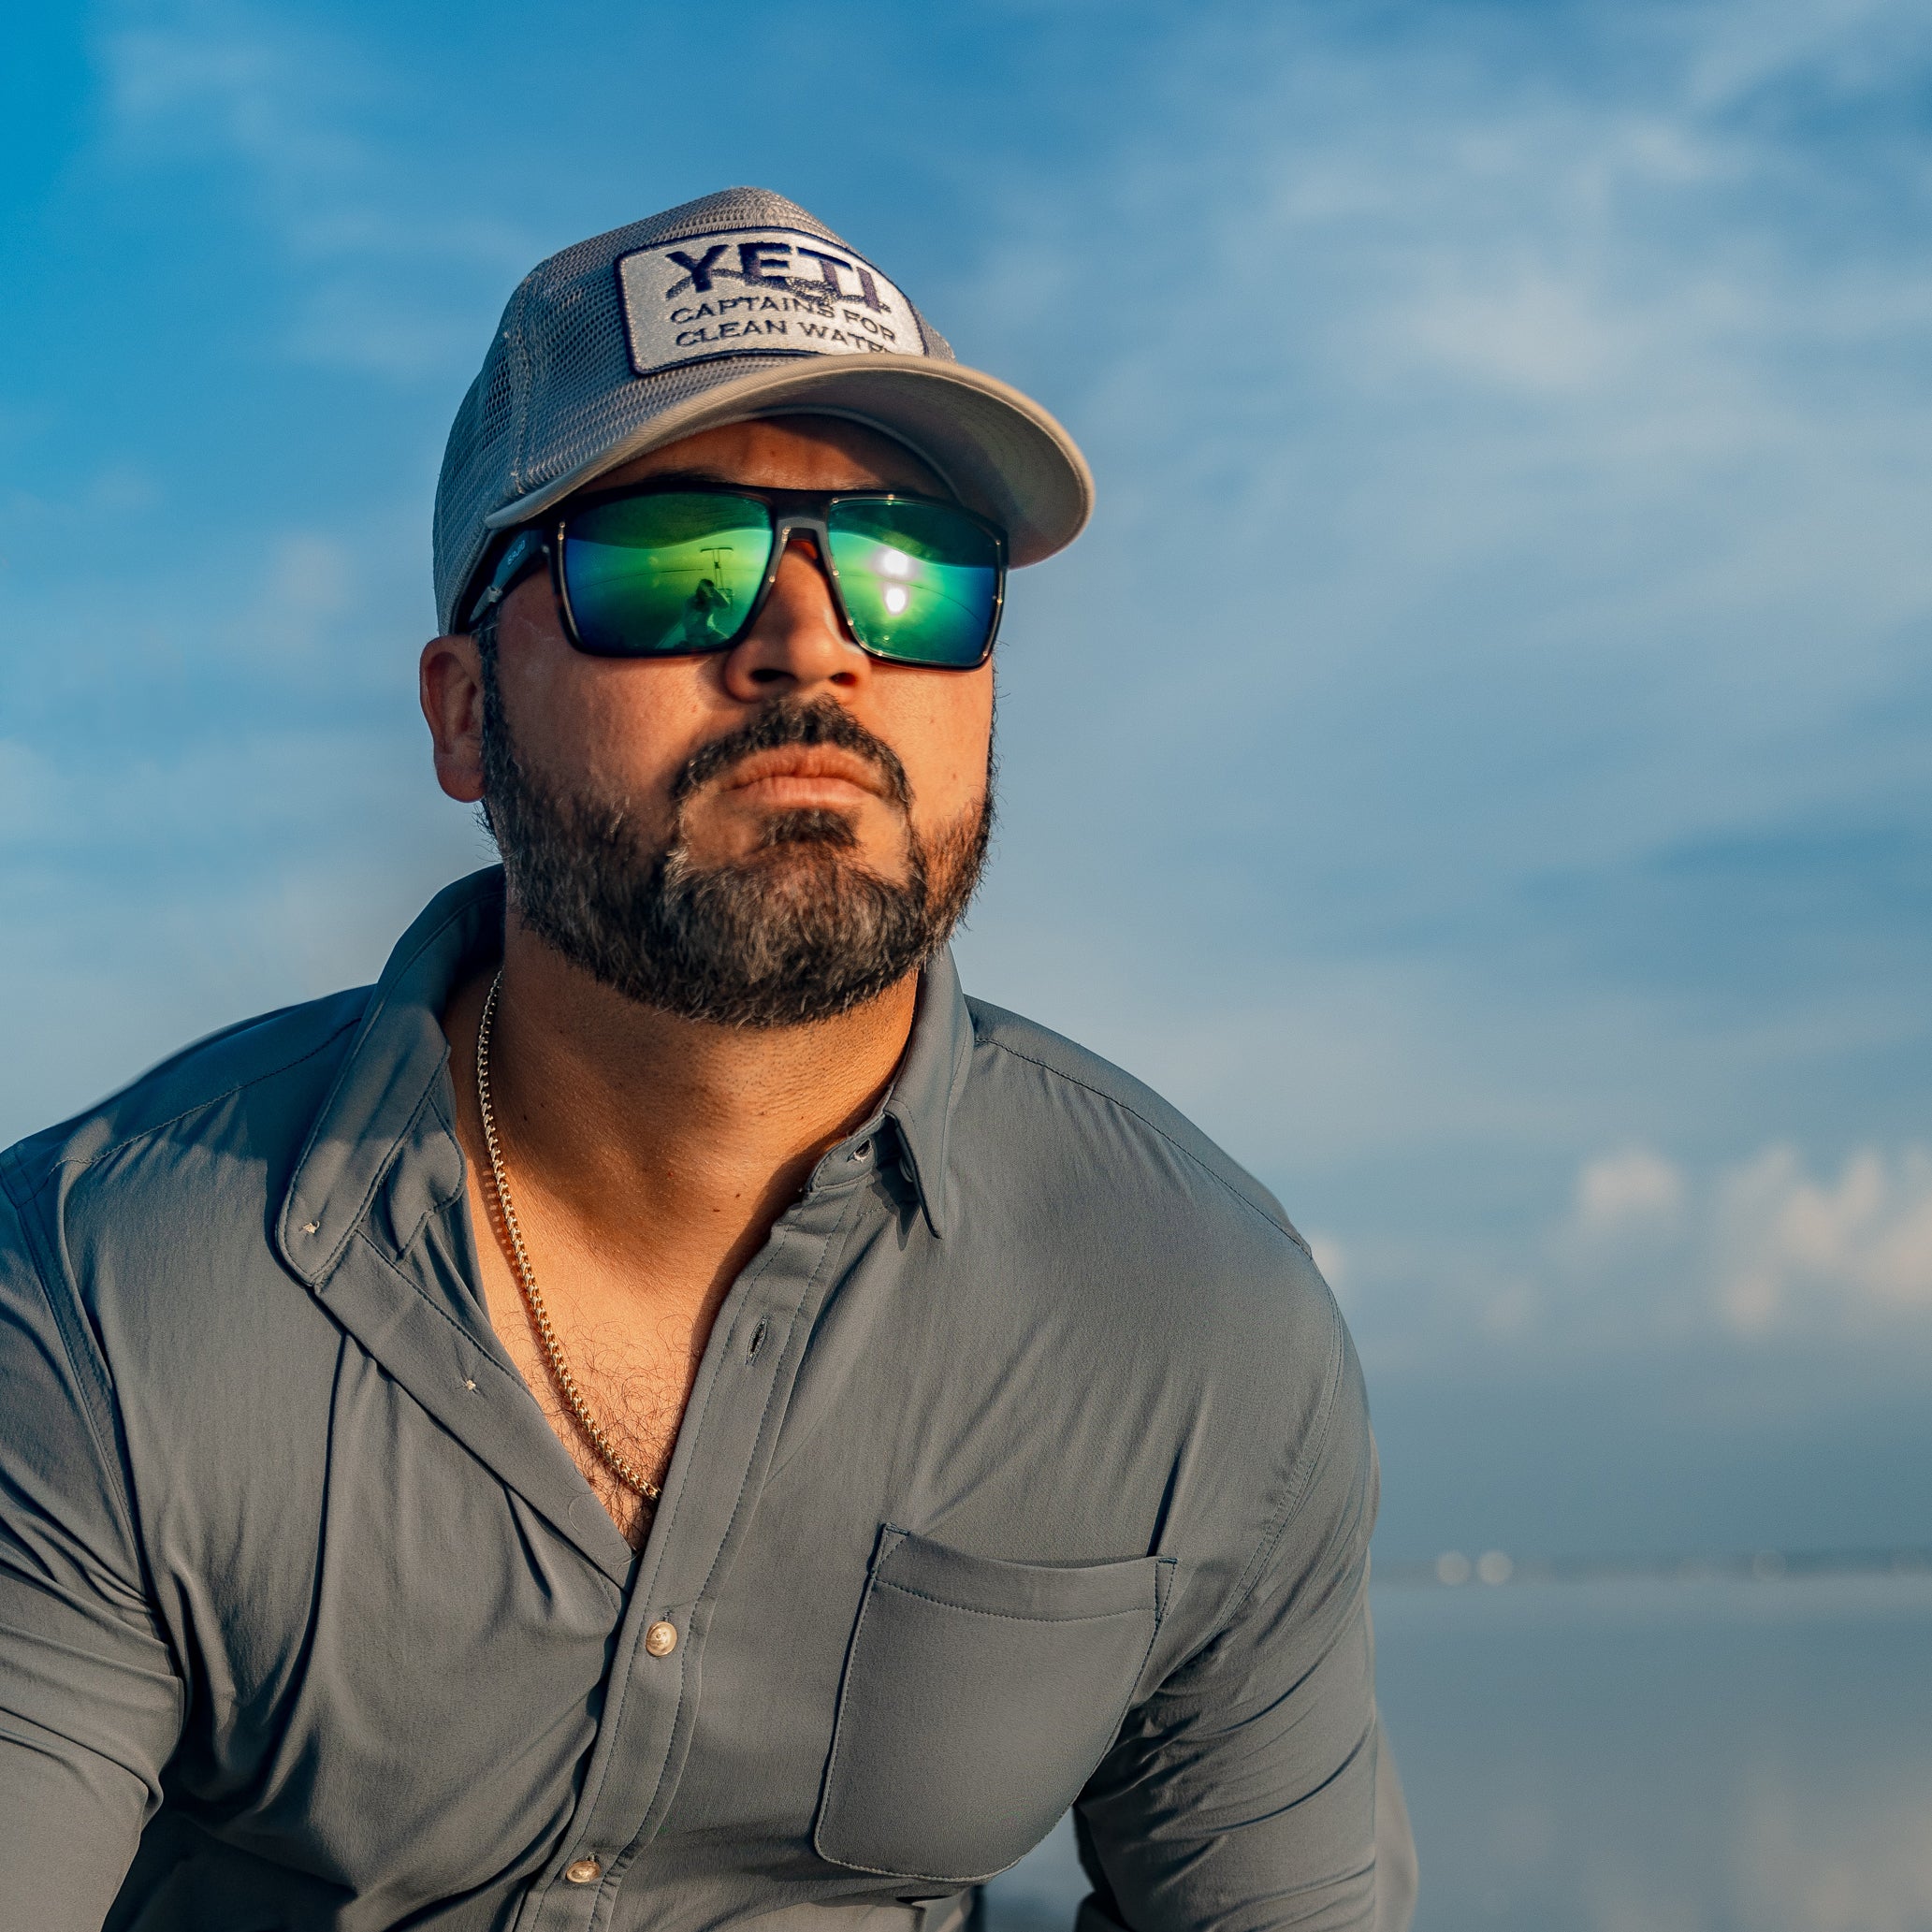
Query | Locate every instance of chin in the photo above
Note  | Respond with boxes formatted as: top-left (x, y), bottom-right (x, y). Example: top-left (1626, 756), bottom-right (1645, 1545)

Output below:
top-left (744, 836), bottom-right (910, 899)
top-left (752, 806), bottom-right (867, 853)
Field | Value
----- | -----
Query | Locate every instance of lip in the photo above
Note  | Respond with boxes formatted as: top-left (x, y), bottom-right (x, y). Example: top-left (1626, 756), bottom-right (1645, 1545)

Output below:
top-left (720, 747), bottom-right (889, 807)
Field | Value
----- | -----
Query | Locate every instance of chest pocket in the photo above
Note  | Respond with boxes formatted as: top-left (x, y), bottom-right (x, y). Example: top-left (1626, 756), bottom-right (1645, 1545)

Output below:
top-left (814, 1526), bottom-right (1174, 1884)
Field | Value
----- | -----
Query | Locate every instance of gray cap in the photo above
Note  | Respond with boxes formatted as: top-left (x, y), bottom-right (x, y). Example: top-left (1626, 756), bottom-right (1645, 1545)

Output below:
top-left (432, 186), bottom-right (1095, 633)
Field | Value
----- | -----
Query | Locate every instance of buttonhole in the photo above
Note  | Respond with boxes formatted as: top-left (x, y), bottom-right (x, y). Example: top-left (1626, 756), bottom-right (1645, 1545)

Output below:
top-left (852, 1140), bottom-right (871, 1161)
top-left (746, 1317), bottom-right (769, 1363)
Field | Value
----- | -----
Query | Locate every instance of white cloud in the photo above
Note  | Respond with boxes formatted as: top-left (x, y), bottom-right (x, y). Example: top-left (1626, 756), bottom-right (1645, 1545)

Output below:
top-left (1396, 266), bottom-right (1629, 396)
top-left (1575, 1146), bottom-right (1687, 1235)
top-left (1712, 1144), bottom-right (1932, 1332)
top-left (1565, 1141), bottom-right (1932, 1343)
top-left (1326, 1139), bottom-right (1932, 1369)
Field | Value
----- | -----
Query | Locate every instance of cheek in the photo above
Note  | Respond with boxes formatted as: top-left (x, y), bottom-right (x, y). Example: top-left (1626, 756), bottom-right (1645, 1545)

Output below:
top-left (505, 650), bottom-right (717, 807)
top-left (882, 672), bottom-right (995, 820)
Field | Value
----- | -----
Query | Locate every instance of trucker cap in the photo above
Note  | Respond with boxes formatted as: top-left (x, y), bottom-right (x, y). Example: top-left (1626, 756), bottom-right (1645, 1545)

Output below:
top-left (432, 185), bottom-right (1095, 634)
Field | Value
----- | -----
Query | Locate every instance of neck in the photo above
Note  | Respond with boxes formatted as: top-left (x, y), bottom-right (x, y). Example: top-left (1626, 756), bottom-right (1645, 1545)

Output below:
top-left (452, 909), bottom-right (921, 1276)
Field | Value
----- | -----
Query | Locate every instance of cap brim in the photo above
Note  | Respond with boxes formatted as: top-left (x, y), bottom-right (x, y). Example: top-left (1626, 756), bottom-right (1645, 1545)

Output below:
top-left (482, 356), bottom-right (1093, 568)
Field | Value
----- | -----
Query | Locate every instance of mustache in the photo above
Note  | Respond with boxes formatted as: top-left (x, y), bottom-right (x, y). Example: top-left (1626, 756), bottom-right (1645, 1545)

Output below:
top-left (668, 698), bottom-right (913, 814)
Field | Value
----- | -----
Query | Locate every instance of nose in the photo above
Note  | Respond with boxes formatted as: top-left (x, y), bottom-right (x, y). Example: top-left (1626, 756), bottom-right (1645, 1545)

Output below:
top-left (719, 531), bottom-right (870, 701)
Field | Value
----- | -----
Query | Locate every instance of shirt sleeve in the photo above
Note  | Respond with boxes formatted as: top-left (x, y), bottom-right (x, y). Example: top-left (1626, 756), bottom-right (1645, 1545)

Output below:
top-left (1071, 1310), bottom-right (1388, 1932)
top-left (0, 1184), bottom-right (183, 1931)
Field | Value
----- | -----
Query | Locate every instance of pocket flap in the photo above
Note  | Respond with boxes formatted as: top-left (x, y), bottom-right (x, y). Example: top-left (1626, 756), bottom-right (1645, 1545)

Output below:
top-left (872, 1527), bottom-right (1166, 1622)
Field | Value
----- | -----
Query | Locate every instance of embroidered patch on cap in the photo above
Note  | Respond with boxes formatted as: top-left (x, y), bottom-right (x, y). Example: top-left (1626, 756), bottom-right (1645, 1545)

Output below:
top-left (616, 227), bottom-right (929, 378)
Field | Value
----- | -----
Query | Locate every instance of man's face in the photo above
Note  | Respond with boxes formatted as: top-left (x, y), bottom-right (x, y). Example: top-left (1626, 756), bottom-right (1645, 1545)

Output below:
top-left (423, 414), bottom-right (997, 1025)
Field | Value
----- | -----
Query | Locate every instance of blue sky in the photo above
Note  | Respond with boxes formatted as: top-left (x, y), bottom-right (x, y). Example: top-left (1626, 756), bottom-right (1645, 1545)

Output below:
top-left (7, 0), bottom-right (1932, 1562)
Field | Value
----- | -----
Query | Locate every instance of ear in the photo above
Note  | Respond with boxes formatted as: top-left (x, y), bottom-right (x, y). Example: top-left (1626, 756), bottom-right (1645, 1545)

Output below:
top-left (420, 632), bottom-right (487, 805)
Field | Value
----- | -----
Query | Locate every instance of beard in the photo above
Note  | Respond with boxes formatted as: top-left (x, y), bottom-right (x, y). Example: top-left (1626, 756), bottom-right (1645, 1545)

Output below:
top-left (478, 669), bottom-right (993, 1029)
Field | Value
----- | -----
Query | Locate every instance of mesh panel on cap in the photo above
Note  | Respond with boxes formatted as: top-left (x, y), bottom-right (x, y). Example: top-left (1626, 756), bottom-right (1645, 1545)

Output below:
top-left (434, 268), bottom-right (532, 631)
top-left (432, 185), bottom-right (1074, 632)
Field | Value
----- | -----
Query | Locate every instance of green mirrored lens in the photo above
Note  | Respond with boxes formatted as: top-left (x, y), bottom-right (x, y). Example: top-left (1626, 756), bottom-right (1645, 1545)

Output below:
top-left (561, 493), bottom-right (773, 656)
top-left (826, 500), bottom-right (1000, 667)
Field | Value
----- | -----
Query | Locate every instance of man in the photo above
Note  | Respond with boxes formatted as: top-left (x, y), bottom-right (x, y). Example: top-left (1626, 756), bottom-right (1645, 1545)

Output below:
top-left (0, 188), bottom-right (1415, 1932)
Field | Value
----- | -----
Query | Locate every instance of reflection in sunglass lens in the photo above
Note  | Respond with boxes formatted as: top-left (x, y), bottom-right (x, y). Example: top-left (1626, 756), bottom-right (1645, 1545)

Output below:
top-left (561, 493), bottom-right (774, 656)
top-left (826, 500), bottom-right (1001, 667)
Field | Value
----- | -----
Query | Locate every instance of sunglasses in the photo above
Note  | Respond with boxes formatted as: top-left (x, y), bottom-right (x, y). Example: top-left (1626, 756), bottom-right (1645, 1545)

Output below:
top-left (467, 482), bottom-right (1008, 669)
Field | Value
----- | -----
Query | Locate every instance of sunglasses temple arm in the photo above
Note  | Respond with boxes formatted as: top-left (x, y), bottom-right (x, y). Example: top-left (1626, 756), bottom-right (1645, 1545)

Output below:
top-left (463, 528), bottom-right (549, 632)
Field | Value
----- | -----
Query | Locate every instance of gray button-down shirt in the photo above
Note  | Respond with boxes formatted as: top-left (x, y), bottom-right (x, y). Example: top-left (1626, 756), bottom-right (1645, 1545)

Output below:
top-left (0, 869), bottom-right (1393, 1932)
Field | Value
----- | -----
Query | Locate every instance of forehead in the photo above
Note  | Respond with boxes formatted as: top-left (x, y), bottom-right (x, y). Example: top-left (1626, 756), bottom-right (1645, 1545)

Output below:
top-left (587, 414), bottom-right (949, 500)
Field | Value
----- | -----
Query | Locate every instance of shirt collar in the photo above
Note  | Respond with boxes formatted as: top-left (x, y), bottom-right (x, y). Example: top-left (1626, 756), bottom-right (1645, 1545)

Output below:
top-left (278, 868), bottom-right (503, 1285)
top-left (880, 944), bottom-right (974, 1239)
top-left (279, 866), bottom-right (973, 1279)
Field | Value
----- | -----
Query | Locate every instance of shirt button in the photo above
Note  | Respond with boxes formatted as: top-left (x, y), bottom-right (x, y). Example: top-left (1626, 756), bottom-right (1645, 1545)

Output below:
top-left (564, 1857), bottom-right (602, 1884)
top-left (645, 1620), bottom-right (678, 1657)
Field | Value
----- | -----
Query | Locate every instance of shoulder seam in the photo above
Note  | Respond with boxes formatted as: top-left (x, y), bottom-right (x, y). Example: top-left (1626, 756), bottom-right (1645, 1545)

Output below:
top-left (1223, 1293), bottom-right (1348, 1625)
top-left (33, 1008), bottom-right (368, 1184)
top-left (978, 1037), bottom-right (1312, 1261)
top-left (0, 1166), bottom-right (150, 1567)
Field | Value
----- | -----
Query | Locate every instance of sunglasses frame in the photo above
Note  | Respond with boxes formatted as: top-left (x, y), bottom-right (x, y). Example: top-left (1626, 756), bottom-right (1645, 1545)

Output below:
top-left (467, 481), bottom-right (1009, 669)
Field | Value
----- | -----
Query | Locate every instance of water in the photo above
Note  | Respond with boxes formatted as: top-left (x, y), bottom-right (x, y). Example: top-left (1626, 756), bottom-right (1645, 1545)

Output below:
top-left (981, 1575), bottom-right (1932, 1932)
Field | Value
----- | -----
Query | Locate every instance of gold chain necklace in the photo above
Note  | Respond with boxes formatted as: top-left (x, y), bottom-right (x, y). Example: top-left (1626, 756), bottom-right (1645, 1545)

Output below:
top-left (474, 969), bottom-right (661, 1503)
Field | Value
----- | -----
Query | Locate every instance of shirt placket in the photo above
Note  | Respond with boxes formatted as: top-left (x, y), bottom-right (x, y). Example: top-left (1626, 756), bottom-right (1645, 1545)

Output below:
top-left (512, 1139), bottom-right (883, 1932)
